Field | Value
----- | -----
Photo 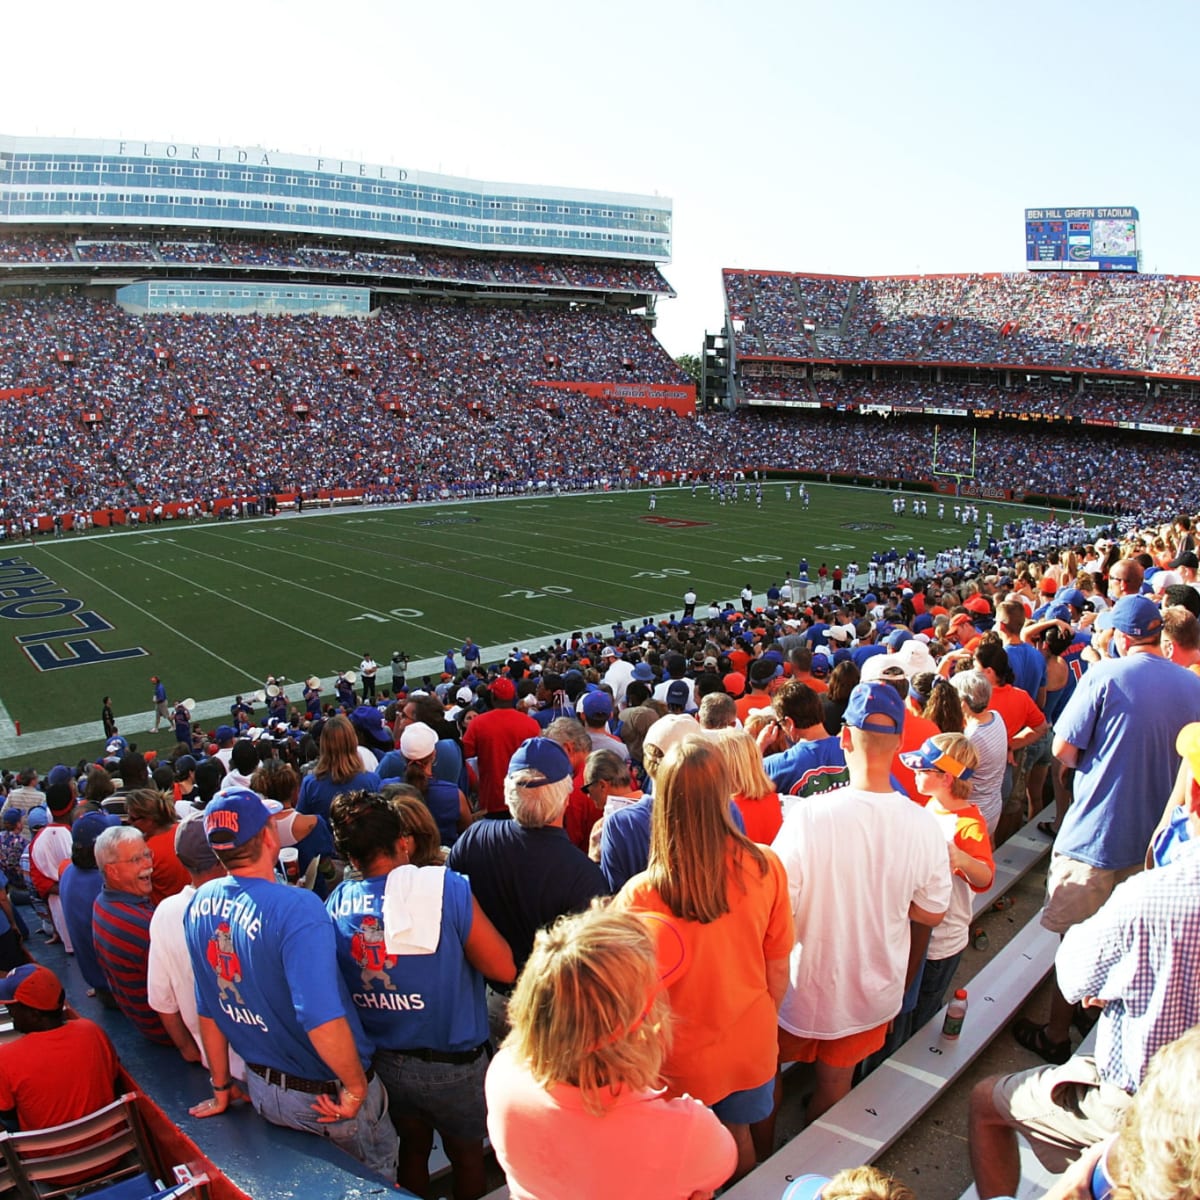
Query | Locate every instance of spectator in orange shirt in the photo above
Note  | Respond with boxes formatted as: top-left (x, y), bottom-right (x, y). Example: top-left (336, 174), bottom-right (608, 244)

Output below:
top-left (124, 788), bottom-right (190, 903)
top-left (787, 646), bottom-right (828, 695)
top-left (736, 658), bottom-right (780, 723)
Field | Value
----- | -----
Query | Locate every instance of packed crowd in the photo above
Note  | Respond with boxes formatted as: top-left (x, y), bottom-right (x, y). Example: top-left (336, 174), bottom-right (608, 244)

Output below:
top-left (0, 294), bottom-right (693, 517)
top-left (741, 375), bottom-right (1162, 425)
top-left (74, 240), bottom-right (155, 263)
top-left (725, 268), bottom-right (1200, 376)
top-left (0, 233), bottom-right (674, 295)
top-left (0, 233), bottom-right (74, 263)
top-left (3, 515), bottom-right (1200, 1200)
top-left (4, 292), bottom-right (1200, 532)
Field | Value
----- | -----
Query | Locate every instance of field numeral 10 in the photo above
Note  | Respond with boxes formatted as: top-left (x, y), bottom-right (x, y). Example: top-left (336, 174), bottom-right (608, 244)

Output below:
top-left (349, 607), bottom-right (426, 623)
top-left (500, 586), bottom-right (573, 600)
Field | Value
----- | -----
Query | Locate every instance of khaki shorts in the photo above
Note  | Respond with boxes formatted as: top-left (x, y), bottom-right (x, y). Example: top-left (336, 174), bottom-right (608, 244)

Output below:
top-left (991, 1057), bottom-right (1130, 1175)
top-left (1040, 853), bottom-right (1141, 935)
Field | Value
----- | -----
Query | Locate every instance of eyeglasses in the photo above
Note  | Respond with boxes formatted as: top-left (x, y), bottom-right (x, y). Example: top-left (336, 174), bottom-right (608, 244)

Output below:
top-left (580, 780), bottom-right (604, 795)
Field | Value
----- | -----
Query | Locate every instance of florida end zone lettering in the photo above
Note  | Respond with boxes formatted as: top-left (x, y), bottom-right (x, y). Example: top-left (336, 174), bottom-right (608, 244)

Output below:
top-left (0, 557), bottom-right (148, 671)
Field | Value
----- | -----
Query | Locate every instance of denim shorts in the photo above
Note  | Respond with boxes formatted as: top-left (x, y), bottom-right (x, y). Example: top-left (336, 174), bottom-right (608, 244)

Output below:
top-left (711, 1075), bottom-right (774, 1124)
top-left (373, 1046), bottom-right (489, 1141)
top-left (1027, 726), bottom-right (1055, 769)
top-left (244, 1068), bottom-right (397, 1179)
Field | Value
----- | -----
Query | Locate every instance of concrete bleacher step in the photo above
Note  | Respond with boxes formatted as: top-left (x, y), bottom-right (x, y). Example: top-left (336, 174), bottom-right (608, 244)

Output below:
top-left (839, 281), bottom-right (860, 336)
top-left (972, 811), bottom-right (1052, 919)
top-left (722, 917), bottom-right (1060, 1197)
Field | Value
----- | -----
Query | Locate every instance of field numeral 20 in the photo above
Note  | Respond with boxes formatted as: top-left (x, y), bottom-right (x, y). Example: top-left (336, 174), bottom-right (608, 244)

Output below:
top-left (501, 586), bottom-right (573, 600)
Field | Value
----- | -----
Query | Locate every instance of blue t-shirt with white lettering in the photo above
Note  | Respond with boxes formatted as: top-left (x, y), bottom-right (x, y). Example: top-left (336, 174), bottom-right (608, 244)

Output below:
top-left (326, 868), bottom-right (486, 1053)
top-left (185, 874), bottom-right (374, 1080)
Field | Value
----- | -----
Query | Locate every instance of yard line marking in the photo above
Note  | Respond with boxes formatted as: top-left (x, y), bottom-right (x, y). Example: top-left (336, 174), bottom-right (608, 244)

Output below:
top-left (33, 546), bottom-right (267, 683)
top-left (147, 532), bottom-right (464, 642)
top-left (94, 542), bottom-right (374, 659)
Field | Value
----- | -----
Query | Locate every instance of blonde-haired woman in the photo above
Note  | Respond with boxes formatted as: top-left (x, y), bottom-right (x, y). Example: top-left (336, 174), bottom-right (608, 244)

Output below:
top-left (709, 727), bottom-right (785, 844)
top-left (297, 713), bottom-right (380, 821)
top-left (617, 738), bottom-right (793, 1180)
top-left (486, 903), bottom-right (736, 1200)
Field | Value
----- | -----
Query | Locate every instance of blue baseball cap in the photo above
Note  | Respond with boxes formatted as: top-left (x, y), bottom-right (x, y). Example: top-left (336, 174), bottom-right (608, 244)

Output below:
top-left (349, 705), bottom-right (392, 751)
top-left (46, 764), bottom-right (73, 789)
top-left (214, 725), bottom-right (238, 744)
top-left (507, 738), bottom-right (572, 785)
top-left (631, 662), bottom-right (655, 683)
top-left (203, 787), bottom-right (283, 848)
top-left (581, 692), bottom-right (613, 719)
top-left (72, 810), bottom-right (120, 848)
top-left (1108, 595), bottom-right (1163, 638)
top-left (843, 681), bottom-right (906, 735)
top-left (886, 629), bottom-right (914, 652)
top-left (1057, 588), bottom-right (1087, 611)
top-left (900, 736), bottom-right (975, 780)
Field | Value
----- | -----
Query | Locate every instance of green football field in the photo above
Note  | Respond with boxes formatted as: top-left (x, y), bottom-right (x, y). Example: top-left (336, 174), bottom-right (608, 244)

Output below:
top-left (0, 483), bottom-right (1090, 767)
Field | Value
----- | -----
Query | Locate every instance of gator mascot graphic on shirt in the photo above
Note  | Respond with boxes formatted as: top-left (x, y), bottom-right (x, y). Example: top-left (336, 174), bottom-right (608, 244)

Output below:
top-left (350, 915), bottom-right (398, 991)
top-left (207, 921), bottom-right (245, 1006)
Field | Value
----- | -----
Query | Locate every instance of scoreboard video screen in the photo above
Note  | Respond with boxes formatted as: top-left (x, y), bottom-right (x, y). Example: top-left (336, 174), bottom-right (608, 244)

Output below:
top-left (1025, 206), bottom-right (1140, 272)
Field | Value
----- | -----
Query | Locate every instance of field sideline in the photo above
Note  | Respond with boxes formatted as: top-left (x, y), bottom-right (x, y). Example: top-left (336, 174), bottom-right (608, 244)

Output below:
top-left (0, 482), bottom-right (1093, 767)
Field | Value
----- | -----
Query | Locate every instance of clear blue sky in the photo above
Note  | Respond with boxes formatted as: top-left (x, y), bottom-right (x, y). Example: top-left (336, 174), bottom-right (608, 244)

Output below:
top-left (11, 0), bottom-right (1197, 355)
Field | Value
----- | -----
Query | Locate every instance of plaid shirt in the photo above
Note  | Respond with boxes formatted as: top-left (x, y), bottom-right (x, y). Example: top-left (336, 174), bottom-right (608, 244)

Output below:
top-left (1056, 838), bottom-right (1200, 1093)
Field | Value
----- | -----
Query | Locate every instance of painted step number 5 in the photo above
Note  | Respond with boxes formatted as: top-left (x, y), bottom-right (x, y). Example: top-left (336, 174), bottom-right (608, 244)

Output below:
top-left (501, 586), bottom-right (573, 600)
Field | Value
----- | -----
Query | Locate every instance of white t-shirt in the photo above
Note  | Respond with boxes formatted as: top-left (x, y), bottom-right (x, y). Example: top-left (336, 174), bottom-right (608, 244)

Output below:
top-left (147, 885), bottom-right (247, 1080)
top-left (603, 660), bottom-right (635, 707)
top-left (30, 824), bottom-right (73, 881)
top-left (652, 678), bottom-right (697, 710)
top-left (770, 785), bottom-right (951, 1038)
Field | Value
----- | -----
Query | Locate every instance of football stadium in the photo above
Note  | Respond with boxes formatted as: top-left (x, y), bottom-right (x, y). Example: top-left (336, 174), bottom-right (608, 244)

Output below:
top-left (0, 121), bottom-right (1198, 1200)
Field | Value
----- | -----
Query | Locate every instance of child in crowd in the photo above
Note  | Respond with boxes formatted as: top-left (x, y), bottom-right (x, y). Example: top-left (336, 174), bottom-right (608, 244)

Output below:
top-left (899, 734), bottom-right (995, 1033)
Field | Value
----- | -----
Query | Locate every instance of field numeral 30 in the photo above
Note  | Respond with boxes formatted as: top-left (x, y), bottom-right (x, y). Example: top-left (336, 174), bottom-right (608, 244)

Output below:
top-left (501, 586), bottom-right (573, 600)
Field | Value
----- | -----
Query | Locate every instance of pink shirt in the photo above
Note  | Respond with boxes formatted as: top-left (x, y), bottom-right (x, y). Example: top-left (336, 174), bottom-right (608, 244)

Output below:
top-left (485, 1046), bottom-right (736, 1200)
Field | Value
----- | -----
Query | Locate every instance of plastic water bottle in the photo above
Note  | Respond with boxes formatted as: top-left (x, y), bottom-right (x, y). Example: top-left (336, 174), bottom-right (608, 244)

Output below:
top-left (942, 989), bottom-right (968, 1039)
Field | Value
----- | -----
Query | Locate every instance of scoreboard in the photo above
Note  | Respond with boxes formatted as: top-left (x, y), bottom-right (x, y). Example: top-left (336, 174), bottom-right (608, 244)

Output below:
top-left (1025, 206), bottom-right (1140, 272)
